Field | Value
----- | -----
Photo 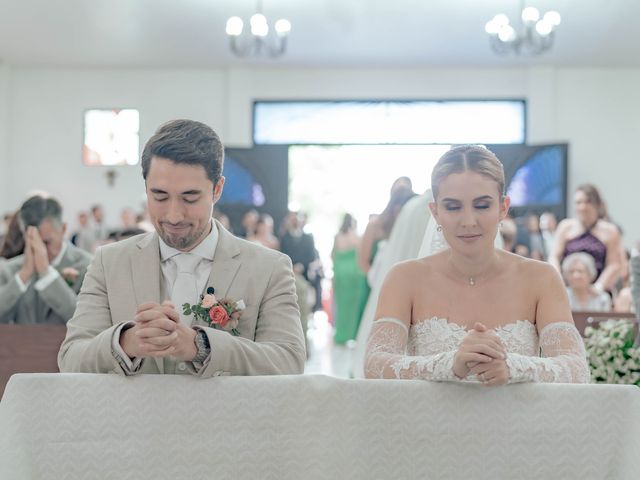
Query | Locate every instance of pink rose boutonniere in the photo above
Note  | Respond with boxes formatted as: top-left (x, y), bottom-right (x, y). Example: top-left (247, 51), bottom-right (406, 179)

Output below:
top-left (182, 287), bottom-right (245, 336)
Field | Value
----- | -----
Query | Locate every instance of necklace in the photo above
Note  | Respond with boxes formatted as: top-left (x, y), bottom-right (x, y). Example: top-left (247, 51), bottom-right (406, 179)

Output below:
top-left (448, 255), bottom-right (498, 287)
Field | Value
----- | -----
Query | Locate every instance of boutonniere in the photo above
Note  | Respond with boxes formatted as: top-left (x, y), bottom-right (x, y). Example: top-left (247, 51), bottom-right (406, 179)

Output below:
top-left (57, 267), bottom-right (79, 287)
top-left (182, 287), bottom-right (245, 336)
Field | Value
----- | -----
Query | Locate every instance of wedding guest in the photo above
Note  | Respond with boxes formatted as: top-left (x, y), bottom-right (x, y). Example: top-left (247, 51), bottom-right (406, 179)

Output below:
top-left (120, 207), bottom-right (138, 229)
top-left (526, 214), bottom-right (545, 260)
top-left (135, 205), bottom-right (155, 233)
top-left (280, 211), bottom-right (317, 287)
top-left (539, 211), bottom-right (557, 260)
top-left (358, 186), bottom-right (416, 275)
top-left (613, 250), bottom-right (636, 313)
top-left (499, 217), bottom-right (517, 253)
top-left (71, 211), bottom-right (93, 252)
top-left (550, 184), bottom-right (626, 292)
top-left (238, 209), bottom-right (259, 239)
top-left (58, 119), bottom-right (305, 376)
top-left (390, 176), bottom-right (413, 195)
top-left (0, 195), bottom-right (92, 324)
top-left (90, 204), bottom-right (110, 245)
top-left (279, 210), bottom-right (317, 342)
top-left (613, 286), bottom-right (634, 313)
top-left (213, 209), bottom-right (233, 234)
top-left (332, 213), bottom-right (368, 344)
top-left (247, 213), bottom-right (280, 250)
top-left (298, 211), bottom-right (325, 313)
top-left (0, 212), bottom-right (12, 245)
top-left (365, 145), bottom-right (589, 384)
top-left (0, 212), bottom-right (25, 260)
top-left (630, 255), bottom-right (640, 323)
top-left (562, 252), bottom-right (611, 312)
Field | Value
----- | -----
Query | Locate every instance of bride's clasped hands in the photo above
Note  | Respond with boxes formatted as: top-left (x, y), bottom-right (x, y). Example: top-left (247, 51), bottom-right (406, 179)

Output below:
top-left (453, 322), bottom-right (508, 386)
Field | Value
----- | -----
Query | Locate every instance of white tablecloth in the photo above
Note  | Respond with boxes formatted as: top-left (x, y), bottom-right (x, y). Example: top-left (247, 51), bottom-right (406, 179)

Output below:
top-left (1, 374), bottom-right (638, 479)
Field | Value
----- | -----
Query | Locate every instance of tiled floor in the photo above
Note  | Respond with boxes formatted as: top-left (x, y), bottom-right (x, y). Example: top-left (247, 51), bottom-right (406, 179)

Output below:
top-left (304, 311), bottom-right (354, 378)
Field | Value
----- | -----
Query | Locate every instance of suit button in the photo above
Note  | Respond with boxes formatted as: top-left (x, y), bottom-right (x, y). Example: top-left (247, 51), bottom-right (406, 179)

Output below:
top-left (178, 362), bottom-right (186, 371)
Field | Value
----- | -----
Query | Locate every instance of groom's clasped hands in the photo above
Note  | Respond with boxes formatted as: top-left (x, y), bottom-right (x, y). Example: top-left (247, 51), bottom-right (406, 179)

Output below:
top-left (119, 302), bottom-right (197, 361)
top-left (453, 322), bottom-right (509, 386)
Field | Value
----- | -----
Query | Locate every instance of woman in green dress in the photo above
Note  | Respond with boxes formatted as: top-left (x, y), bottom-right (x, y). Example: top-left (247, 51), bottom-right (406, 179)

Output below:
top-left (332, 214), bottom-right (369, 344)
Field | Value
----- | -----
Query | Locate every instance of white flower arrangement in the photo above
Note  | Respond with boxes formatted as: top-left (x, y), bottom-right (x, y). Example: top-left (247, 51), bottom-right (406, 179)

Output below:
top-left (584, 319), bottom-right (640, 386)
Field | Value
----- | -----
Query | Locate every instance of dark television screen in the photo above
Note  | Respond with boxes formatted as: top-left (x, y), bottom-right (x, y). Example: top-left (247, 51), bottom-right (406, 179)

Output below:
top-left (489, 143), bottom-right (568, 219)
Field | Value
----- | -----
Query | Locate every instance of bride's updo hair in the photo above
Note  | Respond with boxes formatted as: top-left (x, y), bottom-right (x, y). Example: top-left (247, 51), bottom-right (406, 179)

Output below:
top-left (431, 145), bottom-right (505, 199)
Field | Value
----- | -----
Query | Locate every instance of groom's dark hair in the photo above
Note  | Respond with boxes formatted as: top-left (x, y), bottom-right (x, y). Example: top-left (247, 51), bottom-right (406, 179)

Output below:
top-left (141, 119), bottom-right (224, 184)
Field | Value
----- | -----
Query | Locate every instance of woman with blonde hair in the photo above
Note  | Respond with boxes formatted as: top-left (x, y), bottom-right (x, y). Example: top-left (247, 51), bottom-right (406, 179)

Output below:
top-left (364, 145), bottom-right (589, 385)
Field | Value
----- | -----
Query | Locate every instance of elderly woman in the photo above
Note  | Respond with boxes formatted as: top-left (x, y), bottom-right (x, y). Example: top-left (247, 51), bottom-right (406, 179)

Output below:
top-left (562, 252), bottom-right (612, 312)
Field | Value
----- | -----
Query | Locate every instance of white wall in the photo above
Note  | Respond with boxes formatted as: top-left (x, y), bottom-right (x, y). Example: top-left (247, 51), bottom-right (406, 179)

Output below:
top-left (1, 65), bottom-right (639, 244)
top-left (0, 63), bottom-right (9, 215)
top-left (555, 68), bottom-right (640, 243)
top-left (224, 67), bottom-right (530, 146)
top-left (4, 67), bottom-right (226, 229)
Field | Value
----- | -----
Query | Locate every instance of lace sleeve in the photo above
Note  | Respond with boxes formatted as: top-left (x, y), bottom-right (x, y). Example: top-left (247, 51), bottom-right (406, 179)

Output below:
top-left (364, 318), bottom-right (457, 381)
top-left (506, 322), bottom-right (590, 383)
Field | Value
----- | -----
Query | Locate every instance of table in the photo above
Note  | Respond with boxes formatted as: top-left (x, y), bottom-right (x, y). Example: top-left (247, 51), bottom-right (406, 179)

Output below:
top-left (1, 374), bottom-right (638, 479)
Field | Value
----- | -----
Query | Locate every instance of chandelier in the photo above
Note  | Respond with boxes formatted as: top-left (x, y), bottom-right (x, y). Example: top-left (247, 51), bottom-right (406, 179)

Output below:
top-left (225, 0), bottom-right (292, 58)
top-left (485, 1), bottom-right (561, 55)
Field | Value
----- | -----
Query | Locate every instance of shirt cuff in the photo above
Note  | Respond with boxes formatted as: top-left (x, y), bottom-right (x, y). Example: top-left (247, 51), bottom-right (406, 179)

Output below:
top-left (13, 272), bottom-right (29, 293)
top-left (112, 322), bottom-right (143, 373)
top-left (34, 266), bottom-right (60, 291)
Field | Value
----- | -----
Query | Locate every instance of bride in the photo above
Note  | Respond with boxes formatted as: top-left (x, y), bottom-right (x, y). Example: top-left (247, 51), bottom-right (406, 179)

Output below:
top-left (364, 145), bottom-right (590, 385)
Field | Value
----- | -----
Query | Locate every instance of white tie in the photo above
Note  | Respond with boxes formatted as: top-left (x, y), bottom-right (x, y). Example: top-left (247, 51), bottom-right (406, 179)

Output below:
top-left (171, 253), bottom-right (202, 325)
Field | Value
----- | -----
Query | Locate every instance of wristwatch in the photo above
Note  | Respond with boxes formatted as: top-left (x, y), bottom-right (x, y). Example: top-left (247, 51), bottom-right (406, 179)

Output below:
top-left (192, 329), bottom-right (211, 363)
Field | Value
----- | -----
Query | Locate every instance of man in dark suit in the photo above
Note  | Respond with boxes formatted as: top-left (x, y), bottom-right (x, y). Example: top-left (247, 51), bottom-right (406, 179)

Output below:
top-left (0, 196), bottom-right (92, 324)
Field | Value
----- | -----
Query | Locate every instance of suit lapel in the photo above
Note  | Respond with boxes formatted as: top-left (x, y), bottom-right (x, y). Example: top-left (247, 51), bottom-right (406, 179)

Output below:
top-left (207, 221), bottom-right (241, 300)
top-left (131, 233), bottom-right (163, 373)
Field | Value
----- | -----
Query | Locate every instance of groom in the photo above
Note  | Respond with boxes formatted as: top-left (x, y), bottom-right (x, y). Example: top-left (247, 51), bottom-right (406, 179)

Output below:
top-left (58, 119), bottom-right (305, 377)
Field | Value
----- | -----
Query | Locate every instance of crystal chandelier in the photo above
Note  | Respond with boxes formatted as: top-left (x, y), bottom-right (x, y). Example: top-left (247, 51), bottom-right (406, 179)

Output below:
top-left (225, 0), bottom-right (291, 58)
top-left (485, 1), bottom-right (561, 55)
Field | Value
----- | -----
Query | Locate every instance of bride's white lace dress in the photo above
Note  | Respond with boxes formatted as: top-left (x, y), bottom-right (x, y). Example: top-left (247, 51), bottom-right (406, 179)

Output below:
top-left (365, 317), bottom-right (590, 383)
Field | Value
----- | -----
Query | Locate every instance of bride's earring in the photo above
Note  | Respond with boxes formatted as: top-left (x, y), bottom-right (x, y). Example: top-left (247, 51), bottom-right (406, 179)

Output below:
top-left (437, 225), bottom-right (443, 232)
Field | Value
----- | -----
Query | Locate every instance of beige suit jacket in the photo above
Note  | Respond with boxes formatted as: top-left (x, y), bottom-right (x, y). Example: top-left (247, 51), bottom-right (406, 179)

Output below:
top-left (58, 221), bottom-right (305, 377)
top-left (0, 243), bottom-right (92, 324)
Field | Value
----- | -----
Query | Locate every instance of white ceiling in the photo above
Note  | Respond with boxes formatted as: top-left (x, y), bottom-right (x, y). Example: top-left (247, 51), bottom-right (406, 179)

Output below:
top-left (0, 0), bottom-right (638, 68)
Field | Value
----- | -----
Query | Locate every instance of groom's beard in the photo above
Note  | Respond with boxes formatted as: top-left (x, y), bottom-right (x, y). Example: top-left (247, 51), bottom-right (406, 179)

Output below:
top-left (158, 221), bottom-right (208, 251)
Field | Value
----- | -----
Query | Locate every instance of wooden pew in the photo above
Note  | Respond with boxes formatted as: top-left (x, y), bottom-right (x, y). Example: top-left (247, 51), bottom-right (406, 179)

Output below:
top-left (0, 324), bottom-right (67, 400)
top-left (572, 310), bottom-right (638, 336)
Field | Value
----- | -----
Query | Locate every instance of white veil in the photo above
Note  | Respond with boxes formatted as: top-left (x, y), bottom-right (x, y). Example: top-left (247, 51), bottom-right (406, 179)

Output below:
top-left (351, 191), bottom-right (438, 378)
